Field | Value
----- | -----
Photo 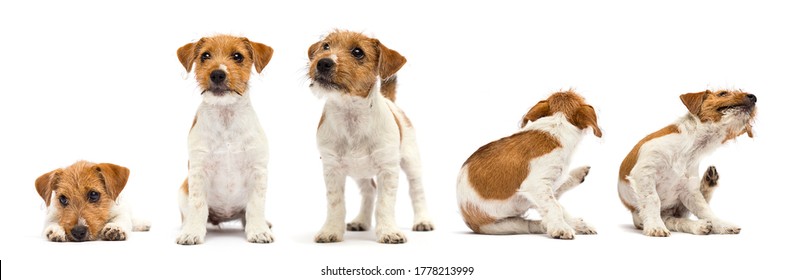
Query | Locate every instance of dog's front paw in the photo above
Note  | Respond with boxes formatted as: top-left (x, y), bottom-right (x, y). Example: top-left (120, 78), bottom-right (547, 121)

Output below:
top-left (547, 222), bottom-right (576, 240)
top-left (347, 221), bottom-right (370, 231)
top-left (571, 166), bottom-right (591, 183)
top-left (643, 225), bottom-right (671, 237)
top-left (246, 228), bottom-right (274, 244)
top-left (692, 220), bottom-right (713, 235)
top-left (315, 226), bottom-right (344, 243)
top-left (100, 223), bottom-right (127, 241)
top-left (711, 221), bottom-right (741, 234)
top-left (570, 218), bottom-right (597, 235)
top-left (44, 224), bottom-right (67, 242)
top-left (377, 230), bottom-right (407, 244)
top-left (176, 228), bottom-right (206, 245)
top-left (412, 220), bottom-right (435, 232)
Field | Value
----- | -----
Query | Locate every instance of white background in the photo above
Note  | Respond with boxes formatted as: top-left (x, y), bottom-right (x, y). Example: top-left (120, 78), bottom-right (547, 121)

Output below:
top-left (1, 0), bottom-right (790, 279)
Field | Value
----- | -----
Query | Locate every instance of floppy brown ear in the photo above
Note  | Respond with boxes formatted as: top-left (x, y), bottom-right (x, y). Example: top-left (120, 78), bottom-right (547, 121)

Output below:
top-left (680, 91), bottom-right (708, 116)
top-left (246, 39), bottom-right (274, 73)
top-left (95, 163), bottom-right (130, 201)
top-left (521, 100), bottom-right (550, 128)
top-left (573, 105), bottom-right (602, 137)
top-left (307, 41), bottom-right (322, 60)
top-left (177, 39), bottom-right (201, 73)
top-left (374, 39), bottom-right (406, 79)
top-left (35, 169), bottom-right (61, 206)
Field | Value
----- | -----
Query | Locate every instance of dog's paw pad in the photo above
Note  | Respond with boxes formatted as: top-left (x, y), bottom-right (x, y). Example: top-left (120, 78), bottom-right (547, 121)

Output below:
top-left (694, 220), bottom-right (713, 235)
top-left (412, 221), bottom-right (435, 232)
top-left (347, 222), bottom-right (369, 231)
top-left (572, 166), bottom-right (591, 183)
top-left (45, 225), bottom-right (67, 242)
top-left (315, 231), bottom-right (343, 243)
top-left (176, 232), bottom-right (205, 245)
top-left (377, 231), bottom-right (407, 244)
top-left (247, 230), bottom-right (274, 243)
top-left (644, 226), bottom-right (671, 237)
top-left (100, 224), bottom-right (127, 241)
top-left (703, 166), bottom-right (719, 187)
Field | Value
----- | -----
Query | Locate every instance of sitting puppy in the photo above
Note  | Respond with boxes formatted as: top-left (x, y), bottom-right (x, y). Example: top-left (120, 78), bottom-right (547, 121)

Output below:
top-left (457, 90), bottom-right (600, 239)
top-left (35, 161), bottom-right (150, 242)
top-left (175, 35), bottom-right (275, 245)
top-left (307, 30), bottom-right (434, 244)
top-left (618, 90), bottom-right (757, 236)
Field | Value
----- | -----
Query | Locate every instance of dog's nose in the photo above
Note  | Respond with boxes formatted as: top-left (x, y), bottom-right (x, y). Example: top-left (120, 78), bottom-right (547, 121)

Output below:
top-left (71, 226), bottom-right (88, 241)
top-left (210, 70), bottom-right (226, 84)
top-left (317, 58), bottom-right (335, 72)
top-left (747, 94), bottom-right (757, 103)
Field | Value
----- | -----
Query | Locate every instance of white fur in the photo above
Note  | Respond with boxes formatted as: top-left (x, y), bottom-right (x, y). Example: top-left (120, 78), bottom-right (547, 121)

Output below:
top-left (43, 196), bottom-right (149, 242)
top-left (618, 110), bottom-right (751, 236)
top-left (176, 88), bottom-right (273, 245)
top-left (313, 79), bottom-right (433, 244)
top-left (456, 112), bottom-right (596, 238)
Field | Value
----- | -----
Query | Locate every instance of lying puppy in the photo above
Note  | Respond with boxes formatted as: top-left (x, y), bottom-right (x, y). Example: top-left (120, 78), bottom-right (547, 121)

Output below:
top-left (457, 90), bottom-right (600, 239)
top-left (175, 35), bottom-right (275, 245)
top-left (618, 89), bottom-right (757, 236)
top-left (35, 161), bottom-right (150, 242)
top-left (307, 30), bottom-right (434, 244)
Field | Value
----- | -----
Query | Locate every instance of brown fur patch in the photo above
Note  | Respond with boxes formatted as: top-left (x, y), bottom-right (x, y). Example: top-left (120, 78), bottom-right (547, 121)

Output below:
top-left (177, 35), bottom-right (273, 94)
top-left (460, 203), bottom-right (496, 233)
top-left (307, 31), bottom-right (406, 100)
top-left (180, 178), bottom-right (188, 194)
top-left (619, 125), bottom-right (681, 183)
top-left (390, 109), bottom-right (403, 142)
top-left (318, 110), bottom-right (326, 130)
top-left (520, 90), bottom-right (602, 137)
top-left (464, 130), bottom-right (561, 200)
top-left (681, 90), bottom-right (756, 123)
top-left (35, 161), bottom-right (130, 241)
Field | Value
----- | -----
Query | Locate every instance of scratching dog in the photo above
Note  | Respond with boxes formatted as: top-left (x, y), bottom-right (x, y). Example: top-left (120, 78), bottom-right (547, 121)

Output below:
top-left (457, 90), bottom-right (600, 239)
top-left (175, 35), bottom-right (275, 245)
top-left (307, 30), bottom-right (433, 244)
top-left (35, 161), bottom-right (150, 242)
top-left (618, 89), bottom-right (757, 236)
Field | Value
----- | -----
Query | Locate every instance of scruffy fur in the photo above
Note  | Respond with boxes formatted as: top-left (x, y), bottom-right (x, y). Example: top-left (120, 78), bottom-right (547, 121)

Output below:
top-left (307, 30), bottom-right (433, 244)
top-left (618, 89), bottom-right (757, 237)
top-left (35, 161), bottom-right (150, 242)
top-left (457, 90), bottom-right (601, 239)
top-left (175, 35), bottom-right (275, 245)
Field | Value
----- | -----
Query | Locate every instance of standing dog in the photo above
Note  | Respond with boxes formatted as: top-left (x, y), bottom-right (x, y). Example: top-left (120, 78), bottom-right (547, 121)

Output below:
top-left (618, 90), bottom-right (756, 236)
top-left (307, 31), bottom-right (434, 244)
top-left (35, 161), bottom-right (150, 242)
top-left (175, 35), bottom-right (275, 245)
top-left (457, 90), bottom-right (600, 239)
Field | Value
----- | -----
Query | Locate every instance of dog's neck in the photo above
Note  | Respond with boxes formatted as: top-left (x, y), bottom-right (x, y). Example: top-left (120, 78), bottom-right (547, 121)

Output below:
top-left (322, 80), bottom-right (391, 139)
top-left (677, 113), bottom-right (741, 159)
top-left (201, 90), bottom-right (252, 108)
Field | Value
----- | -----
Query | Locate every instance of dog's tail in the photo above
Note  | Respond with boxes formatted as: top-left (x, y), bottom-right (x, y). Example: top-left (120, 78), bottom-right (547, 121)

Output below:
top-left (381, 76), bottom-right (398, 102)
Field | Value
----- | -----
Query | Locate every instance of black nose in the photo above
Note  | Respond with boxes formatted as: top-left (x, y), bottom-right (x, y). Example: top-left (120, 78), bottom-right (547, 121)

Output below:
top-left (71, 226), bottom-right (88, 241)
top-left (210, 70), bottom-right (226, 84)
top-left (316, 58), bottom-right (335, 72)
top-left (747, 94), bottom-right (757, 103)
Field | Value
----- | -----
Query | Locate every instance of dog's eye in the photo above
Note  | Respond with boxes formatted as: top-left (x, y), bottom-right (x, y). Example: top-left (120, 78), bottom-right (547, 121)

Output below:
top-left (718, 91), bottom-right (729, 97)
top-left (322, 43), bottom-right (330, 50)
top-left (58, 195), bottom-right (69, 206)
top-left (232, 52), bottom-right (244, 63)
top-left (351, 47), bottom-right (364, 59)
top-left (88, 191), bottom-right (100, 203)
top-left (201, 52), bottom-right (211, 62)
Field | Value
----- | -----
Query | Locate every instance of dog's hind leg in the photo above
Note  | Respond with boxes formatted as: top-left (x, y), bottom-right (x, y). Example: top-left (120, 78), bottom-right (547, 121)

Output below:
top-left (401, 141), bottom-right (434, 231)
top-left (347, 178), bottom-right (375, 231)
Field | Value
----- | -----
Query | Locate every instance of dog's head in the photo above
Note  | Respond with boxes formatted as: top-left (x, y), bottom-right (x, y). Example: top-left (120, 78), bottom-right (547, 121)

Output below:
top-left (680, 89), bottom-right (757, 141)
top-left (177, 35), bottom-right (273, 102)
top-left (520, 90), bottom-right (602, 137)
top-left (307, 30), bottom-right (406, 98)
top-left (35, 161), bottom-right (129, 242)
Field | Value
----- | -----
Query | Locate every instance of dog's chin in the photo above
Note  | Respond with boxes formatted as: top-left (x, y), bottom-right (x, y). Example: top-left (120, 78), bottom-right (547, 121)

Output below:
top-left (309, 78), bottom-right (344, 97)
top-left (718, 104), bottom-right (755, 117)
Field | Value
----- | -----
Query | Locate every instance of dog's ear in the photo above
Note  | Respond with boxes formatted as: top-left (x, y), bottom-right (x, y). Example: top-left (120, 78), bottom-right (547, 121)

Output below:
top-left (680, 91), bottom-right (709, 116)
top-left (572, 105), bottom-right (603, 137)
top-left (177, 39), bottom-right (200, 73)
top-left (35, 169), bottom-right (61, 206)
top-left (95, 163), bottom-right (130, 201)
top-left (521, 100), bottom-right (551, 128)
top-left (307, 41), bottom-right (323, 60)
top-left (374, 39), bottom-right (406, 80)
top-left (245, 39), bottom-right (274, 74)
